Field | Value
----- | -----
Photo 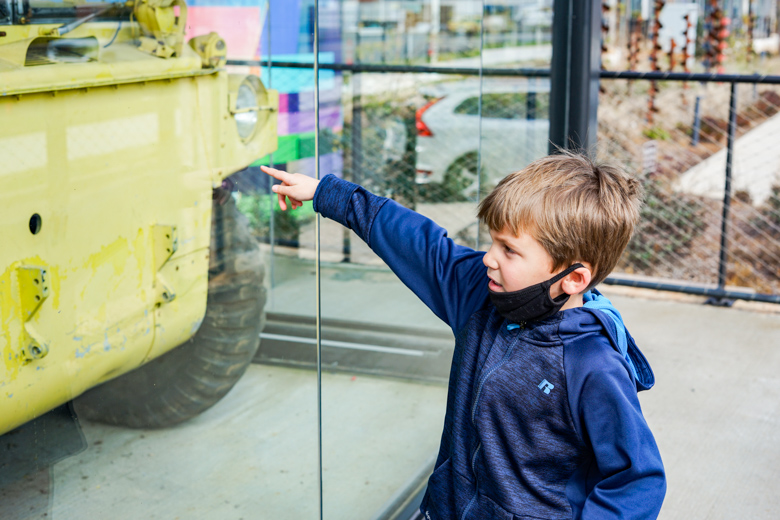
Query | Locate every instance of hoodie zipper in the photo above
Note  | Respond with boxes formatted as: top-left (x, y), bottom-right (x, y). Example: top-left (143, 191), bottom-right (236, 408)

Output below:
top-left (460, 332), bottom-right (521, 520)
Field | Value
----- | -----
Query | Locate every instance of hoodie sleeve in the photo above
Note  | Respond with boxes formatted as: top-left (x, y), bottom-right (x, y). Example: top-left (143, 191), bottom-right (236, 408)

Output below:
top-left (313, 174), bottom-right (489, 333)
top-left (564, 339), bottom-right (666, 519)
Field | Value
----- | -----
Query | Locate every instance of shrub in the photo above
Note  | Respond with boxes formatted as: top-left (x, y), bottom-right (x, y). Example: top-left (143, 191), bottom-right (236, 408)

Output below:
top-left (642, 126), bottom-right (671, 140)
top-left (624, 179), bottom-right (707, 272)
top-left (236, 193), bottom-right (316, 246)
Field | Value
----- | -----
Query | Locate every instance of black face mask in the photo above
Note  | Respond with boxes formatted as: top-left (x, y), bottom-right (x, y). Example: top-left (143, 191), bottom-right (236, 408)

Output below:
top-left (489, 263), bottom-right (584, 324)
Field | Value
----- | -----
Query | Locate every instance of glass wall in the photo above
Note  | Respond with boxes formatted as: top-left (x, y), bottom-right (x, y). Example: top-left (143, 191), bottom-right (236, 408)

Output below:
top-left (247, 2), bottom-right (554, 518)
top-left (0, 1), bottom-right (552, 518)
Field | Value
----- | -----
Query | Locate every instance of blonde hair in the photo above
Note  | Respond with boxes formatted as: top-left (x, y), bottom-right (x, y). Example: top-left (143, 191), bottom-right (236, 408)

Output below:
top-left (477, 151), bottom-right (643, 288)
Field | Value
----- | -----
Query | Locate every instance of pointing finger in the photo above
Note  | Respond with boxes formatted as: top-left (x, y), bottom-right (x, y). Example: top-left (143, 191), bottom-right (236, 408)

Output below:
top-left (260, 165), bottom-right (293, 184)
top-left (272, 183), bottom-right (292, 197)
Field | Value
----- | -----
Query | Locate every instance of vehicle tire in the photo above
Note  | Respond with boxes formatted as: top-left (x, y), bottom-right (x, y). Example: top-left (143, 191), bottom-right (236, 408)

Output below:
top-left (73, 186), bottom-right (266, 428)
top-left (441, 152), bottom-right (480, 202)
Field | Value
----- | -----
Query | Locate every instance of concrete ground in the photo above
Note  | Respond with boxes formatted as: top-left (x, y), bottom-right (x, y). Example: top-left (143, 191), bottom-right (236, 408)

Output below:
top-left (2, 251), bottom-right (779, 519)
top-left (267, 257), bottom-right (780, 520)
top-left (602, 287), bottom-right (780, 519)
top-left (2, 364), bottom-right (447, 520)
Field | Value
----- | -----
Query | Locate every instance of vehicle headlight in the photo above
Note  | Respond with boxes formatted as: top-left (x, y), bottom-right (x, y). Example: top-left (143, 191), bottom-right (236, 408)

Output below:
top-left (235, 82), bottom-right (258, 140)
top-left (228, 75), bottom-right (271, 143)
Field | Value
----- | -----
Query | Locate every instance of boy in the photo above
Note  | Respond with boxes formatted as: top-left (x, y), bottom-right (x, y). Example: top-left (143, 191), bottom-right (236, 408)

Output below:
top-left (260, 151), bottom-right (665, 520)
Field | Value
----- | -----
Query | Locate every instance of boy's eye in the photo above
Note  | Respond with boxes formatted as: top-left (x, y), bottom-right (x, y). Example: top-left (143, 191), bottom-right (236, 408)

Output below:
top-left (504, 245), bottom-right (515, 255)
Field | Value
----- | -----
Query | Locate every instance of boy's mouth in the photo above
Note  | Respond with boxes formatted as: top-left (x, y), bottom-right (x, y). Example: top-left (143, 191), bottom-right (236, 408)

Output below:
top-left (488, 277), bottom-right (503, 292)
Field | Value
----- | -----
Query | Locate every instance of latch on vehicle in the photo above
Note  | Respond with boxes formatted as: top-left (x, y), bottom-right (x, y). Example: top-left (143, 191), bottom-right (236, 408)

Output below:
top-left (17, 266), bottom-right (51, 361)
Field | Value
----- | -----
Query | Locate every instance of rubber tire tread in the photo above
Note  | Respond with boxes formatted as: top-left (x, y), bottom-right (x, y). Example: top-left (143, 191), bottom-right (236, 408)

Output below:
top-left (73, 190), bottom-right (266, 428)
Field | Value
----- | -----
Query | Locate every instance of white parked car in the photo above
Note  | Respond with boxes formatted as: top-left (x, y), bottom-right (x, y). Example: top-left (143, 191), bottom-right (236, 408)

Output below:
top-left (414, 78), bottom-right (550, 200)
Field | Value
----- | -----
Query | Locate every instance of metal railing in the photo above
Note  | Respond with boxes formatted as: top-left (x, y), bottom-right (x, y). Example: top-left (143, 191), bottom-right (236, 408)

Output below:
top-left (230, 58), bottom-right (780, 305)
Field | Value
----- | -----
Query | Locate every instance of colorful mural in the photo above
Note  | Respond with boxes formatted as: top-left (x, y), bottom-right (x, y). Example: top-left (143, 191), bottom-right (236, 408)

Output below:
top-left (257, 51), bottom-right (343, 178)
top-left (259, 0), bottom-right (343, 178)
top-left (184, 0), bottom-right (343, 184)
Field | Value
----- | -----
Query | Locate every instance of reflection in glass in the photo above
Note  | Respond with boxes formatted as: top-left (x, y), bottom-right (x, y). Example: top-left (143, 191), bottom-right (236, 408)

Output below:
top-left (322, 2), bottom-right (484, 518)
top-left (315, 2), bottom-right (556, 517)
top-left (0, 0), bottom-right (316, 517)
top-left (1, 0), bottom-right (558, 517)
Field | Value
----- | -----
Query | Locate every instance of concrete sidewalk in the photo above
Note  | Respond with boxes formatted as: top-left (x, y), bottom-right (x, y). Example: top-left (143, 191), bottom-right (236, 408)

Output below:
top-left (605, 288), bottom-right (780, 520)
top-left (267, 257), bottom-right (780, 519)
top-left (3, 252), bottom-right (777, 519)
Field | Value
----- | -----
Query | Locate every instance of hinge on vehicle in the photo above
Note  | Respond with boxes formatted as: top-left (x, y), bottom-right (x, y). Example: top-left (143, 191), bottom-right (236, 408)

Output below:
top-left (21, 326), bottom-right (49, 361)
top-left (16, 266), bottom-right (51, 361)
top-left (153, 225), bottom-right (178, 272)
top-left (153, 225), bottom-right (178, 306)
top-left (17, 266), bottom-right (49, 321)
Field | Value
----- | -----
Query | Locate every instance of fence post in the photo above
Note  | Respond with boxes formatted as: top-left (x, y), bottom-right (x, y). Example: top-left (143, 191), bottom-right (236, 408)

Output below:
top-left (708, 82), bottom-right (738, 306)
top-left (691, 95), bottom-right (701, 146)
top-left (548, 0), bottom-right (602, 152)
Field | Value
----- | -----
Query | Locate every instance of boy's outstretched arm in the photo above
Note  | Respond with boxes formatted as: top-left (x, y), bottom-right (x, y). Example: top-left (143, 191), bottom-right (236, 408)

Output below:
top-left (260, 166), bottom-right (489, 333)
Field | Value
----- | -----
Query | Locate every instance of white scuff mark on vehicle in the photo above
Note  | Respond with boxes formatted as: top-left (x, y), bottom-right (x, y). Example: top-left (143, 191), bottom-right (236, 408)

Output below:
top-left (190, 318), bottom-right (203, 334)
top-left (75, 345), bottom-right (92, 358)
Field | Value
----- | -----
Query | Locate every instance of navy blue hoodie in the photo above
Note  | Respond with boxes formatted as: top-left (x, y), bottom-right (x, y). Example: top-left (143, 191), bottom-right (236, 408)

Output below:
top-left (313, 175), bottom-right (665, 519)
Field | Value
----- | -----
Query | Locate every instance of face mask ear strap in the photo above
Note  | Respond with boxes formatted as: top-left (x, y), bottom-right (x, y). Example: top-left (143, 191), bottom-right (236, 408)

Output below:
top-left (547, 263), bottom-right (585, 286)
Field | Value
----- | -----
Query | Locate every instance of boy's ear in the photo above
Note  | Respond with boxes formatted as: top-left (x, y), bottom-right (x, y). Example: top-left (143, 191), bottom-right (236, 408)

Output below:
top-left (561, 264), bottom-right (592, 295)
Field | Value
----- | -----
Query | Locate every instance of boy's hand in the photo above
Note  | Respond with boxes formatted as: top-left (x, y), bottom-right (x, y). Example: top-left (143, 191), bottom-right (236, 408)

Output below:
top-left (260, 165), bottom-right (320, 211)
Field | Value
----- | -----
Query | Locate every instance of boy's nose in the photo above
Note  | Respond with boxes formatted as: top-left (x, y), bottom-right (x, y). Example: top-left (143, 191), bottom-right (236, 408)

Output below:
top-left (483, 249), bottom-right (498, 269)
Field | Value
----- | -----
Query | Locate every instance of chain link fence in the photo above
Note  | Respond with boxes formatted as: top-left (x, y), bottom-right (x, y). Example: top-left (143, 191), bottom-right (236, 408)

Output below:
top-left (230, 58), bottom-right (780, 303)
top-left (599, 77), bottom-right (780, 298)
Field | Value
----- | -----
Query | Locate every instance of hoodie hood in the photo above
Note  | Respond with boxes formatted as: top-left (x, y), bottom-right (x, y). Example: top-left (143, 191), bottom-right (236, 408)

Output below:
top-left (582, 289), bottom-right (655, 391)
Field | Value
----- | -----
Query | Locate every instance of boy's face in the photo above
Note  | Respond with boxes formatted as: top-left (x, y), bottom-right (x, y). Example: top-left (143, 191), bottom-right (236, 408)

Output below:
top-left (483, 226), bottom-right (562, 295)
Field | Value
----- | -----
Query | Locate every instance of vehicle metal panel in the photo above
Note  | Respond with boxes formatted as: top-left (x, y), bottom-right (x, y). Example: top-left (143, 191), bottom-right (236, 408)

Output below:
top-left (0, 10), bottom-right (278, 434)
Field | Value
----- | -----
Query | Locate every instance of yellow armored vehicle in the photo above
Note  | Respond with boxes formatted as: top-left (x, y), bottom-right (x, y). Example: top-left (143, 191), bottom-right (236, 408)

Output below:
top-left (0, 0), bottom-right (277, 434)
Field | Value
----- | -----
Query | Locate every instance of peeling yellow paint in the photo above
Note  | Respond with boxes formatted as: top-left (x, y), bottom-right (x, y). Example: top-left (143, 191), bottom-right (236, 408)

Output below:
top-left (83, 237), bottom-right (132, 278)
top-left (50, 266), bottom-right (62, 311)
top-left (133, 227), bottom-right (147, 291)
top-left (1, 263), bottom-right (20, 379)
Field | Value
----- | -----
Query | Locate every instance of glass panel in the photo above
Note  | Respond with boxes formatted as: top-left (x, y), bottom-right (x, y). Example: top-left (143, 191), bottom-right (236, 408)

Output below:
top-left (318, 1), bottom-right (486, 519)
top-left (0, 1), bottom-right (318, 518)
top-left (473, 0), bottom-right (552, 249)
top-left (481, 0), bottom-right (553, 71)
top-left (232, 0), bottom-right (322, 516)
top-left (475, 76), bottom-right (551, 186)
